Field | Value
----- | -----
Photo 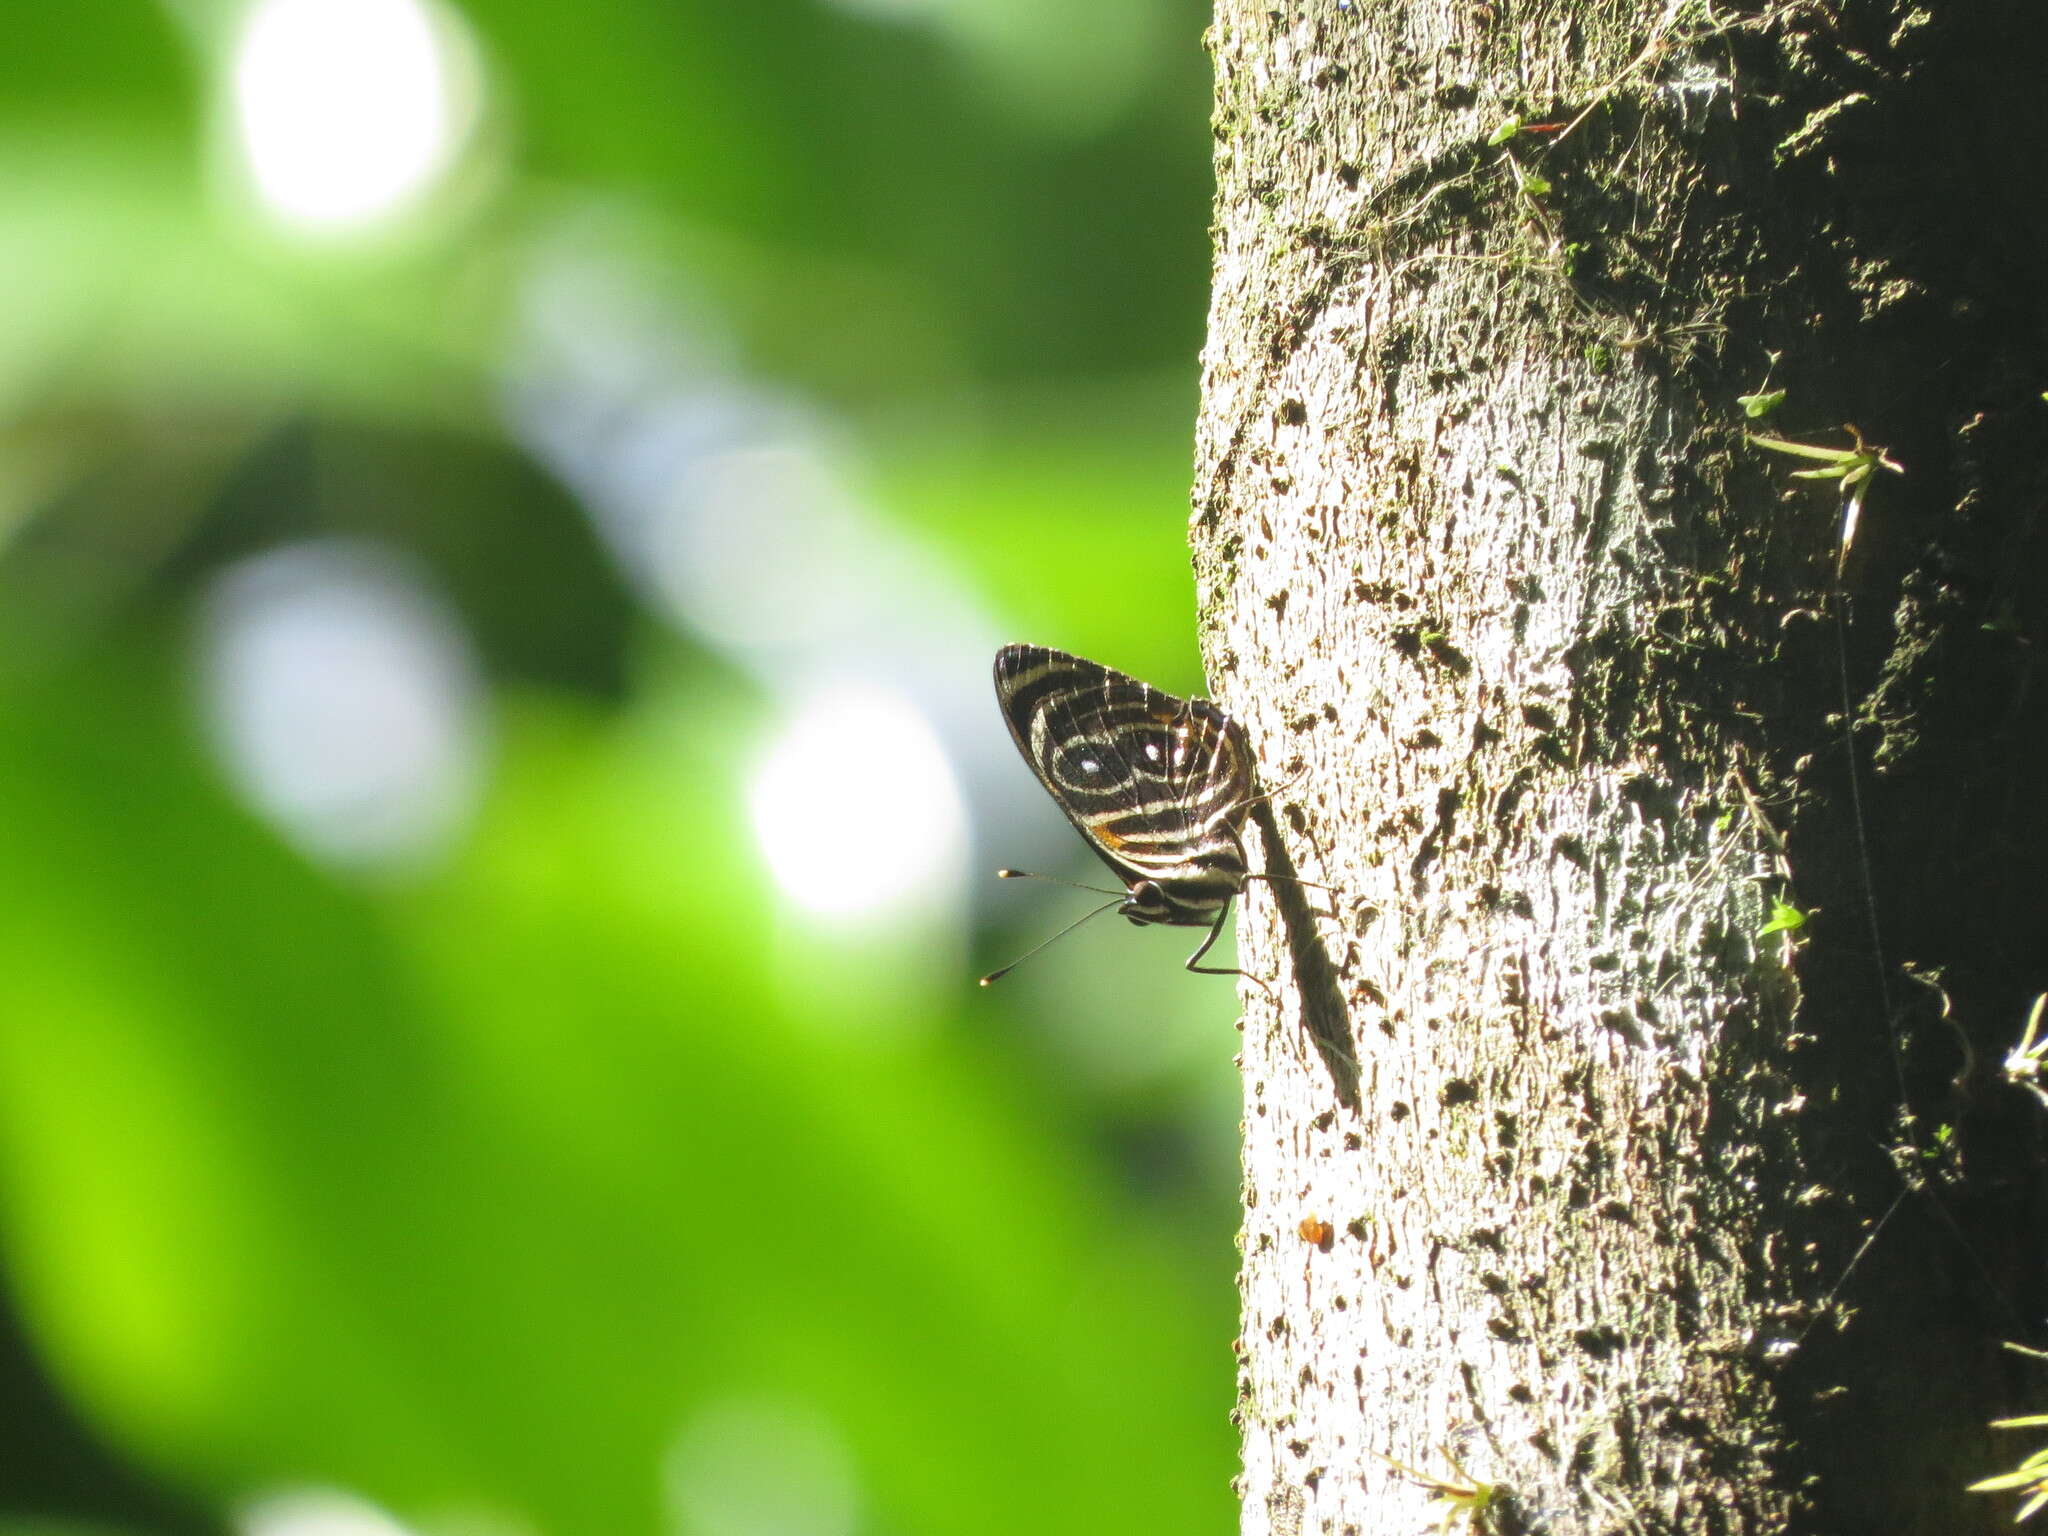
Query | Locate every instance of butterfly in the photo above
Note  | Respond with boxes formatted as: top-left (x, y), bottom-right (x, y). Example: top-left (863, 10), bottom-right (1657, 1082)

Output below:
top-left (982, 644), bottom-right (1258, 984)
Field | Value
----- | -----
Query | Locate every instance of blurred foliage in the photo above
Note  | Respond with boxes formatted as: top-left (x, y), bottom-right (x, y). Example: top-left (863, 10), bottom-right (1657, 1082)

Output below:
top-left (0, 2), bottom-right (1240, 1536)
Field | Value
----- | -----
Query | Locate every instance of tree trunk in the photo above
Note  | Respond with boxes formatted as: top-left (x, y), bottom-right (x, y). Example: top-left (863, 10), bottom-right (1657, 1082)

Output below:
top-left (1191, 3), bottom-right (2048, 1533)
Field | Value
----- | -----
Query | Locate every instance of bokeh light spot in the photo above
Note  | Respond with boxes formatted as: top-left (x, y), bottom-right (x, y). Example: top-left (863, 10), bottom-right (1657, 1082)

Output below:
top-left (198, 541), bottom-right (485, 870)
top-left (667, 1398), bottom-right (860, 1536)
top-left (749, 686), bottom-right (965, 922)
top-left (231, 0), bottom-right (477, 232)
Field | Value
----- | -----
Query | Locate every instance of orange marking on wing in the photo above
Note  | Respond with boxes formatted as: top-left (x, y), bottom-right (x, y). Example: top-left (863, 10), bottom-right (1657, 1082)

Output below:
top-left (1094, 824), bottom-right (1127, 850)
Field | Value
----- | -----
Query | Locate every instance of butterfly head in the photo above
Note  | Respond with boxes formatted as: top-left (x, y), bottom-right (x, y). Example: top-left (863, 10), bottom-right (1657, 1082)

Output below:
top-left (1118, 879), bottom-right (1175, 926)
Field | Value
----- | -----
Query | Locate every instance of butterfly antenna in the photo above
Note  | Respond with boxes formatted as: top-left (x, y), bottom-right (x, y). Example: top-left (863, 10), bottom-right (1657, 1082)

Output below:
top-left (1228, 769), bottom-right (1305, 818)
top-left (996, 868), bottom-right (1124, 898)
top-left (979, 895), bottom-right (1125, 986)
top-left (1243, 871), bottom-right (1340, 895)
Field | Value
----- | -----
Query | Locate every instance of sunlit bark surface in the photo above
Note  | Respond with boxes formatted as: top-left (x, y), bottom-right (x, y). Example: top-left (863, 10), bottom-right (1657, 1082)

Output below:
top-left (1192, 4), bottom-right (2048, 1532)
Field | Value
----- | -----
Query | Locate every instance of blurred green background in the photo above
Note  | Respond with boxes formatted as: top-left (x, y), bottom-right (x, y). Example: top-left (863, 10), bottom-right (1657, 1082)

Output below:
top-left (0, 2), bottom-right (1241, 1535)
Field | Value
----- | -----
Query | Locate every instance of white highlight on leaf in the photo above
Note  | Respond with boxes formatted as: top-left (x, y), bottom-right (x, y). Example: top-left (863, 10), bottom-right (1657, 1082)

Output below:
top-left (237, 1488), bottom-right (420, 1536)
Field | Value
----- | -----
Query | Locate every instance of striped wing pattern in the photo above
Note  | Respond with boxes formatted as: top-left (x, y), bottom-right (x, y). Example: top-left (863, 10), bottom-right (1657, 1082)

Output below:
top-left (993, 644), bottom-right (1252, 927)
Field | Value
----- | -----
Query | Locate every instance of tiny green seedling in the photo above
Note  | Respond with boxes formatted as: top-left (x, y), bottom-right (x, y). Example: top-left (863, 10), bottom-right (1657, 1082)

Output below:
top-left (1968, 1139), bottom-right (2048, 1521)
top-left (1737, 352), bottom-right (1784, 420)
top-left (1969, 1411), bottom-right (2048, 1521)
top-left (1374, 1448), bottom-right (1499, 1535)
top-left (2002, 992), bottom-right (2048, 1110)
top-left (1747, 425), bottom-right (1903, 485)
top-left (1749, 425), bottom-right (1904, 579)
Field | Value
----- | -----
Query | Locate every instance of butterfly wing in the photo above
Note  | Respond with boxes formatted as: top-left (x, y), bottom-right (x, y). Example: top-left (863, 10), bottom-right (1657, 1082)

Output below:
top-left (993, 644), bottom-right (1252, 925)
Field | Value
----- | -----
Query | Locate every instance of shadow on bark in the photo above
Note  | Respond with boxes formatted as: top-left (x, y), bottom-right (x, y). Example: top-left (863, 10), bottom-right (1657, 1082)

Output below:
top-left (1249, 797), bottom-right (1361, 1113)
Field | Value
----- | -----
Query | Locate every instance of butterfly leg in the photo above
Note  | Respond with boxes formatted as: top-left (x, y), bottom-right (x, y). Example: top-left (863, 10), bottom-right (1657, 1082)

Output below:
top-left (1184, 901), bottom-right (1276, 997)
top-left (1182, 901), bottom-right (1234, 974)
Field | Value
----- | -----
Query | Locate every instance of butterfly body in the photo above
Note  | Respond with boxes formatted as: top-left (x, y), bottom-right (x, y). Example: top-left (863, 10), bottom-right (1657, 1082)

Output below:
top-left (991, 645), bottom-right (1255, 973)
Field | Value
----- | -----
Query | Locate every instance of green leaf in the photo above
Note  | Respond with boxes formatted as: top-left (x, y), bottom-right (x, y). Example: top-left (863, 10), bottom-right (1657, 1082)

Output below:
top-left (1749, 432), bottom-right (1857, 464)
top-left (1758, 900), bottom-right (1807, 938)
top-left (1736, 389), bottom-right (1786, 419)
top-left (1968, 1470), bottom-right (2041, 1492)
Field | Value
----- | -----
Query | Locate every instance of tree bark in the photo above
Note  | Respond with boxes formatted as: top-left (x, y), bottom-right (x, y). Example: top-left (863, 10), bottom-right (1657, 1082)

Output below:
top-left (1192, 3), bottom-right (2048, 1533)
